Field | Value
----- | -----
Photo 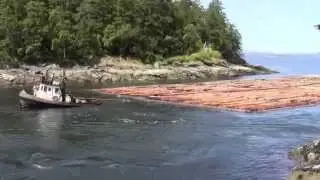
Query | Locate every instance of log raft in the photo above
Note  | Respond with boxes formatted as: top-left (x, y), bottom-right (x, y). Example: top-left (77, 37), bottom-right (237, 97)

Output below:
top-left (96, 76), bottom-right (320, 112)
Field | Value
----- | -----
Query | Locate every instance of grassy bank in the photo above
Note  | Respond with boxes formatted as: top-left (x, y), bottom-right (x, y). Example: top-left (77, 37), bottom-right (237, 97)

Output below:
top-left (161, 48), bottom-right (224, 66)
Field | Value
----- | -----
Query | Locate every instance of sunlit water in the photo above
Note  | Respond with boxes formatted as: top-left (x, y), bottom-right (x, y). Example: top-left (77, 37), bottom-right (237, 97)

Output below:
top-left (1, 54), bottom-right (320, 180)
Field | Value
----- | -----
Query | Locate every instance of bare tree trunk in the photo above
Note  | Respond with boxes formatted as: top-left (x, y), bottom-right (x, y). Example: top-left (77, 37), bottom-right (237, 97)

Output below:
top-left (63, 47), bottom-right (66, 60)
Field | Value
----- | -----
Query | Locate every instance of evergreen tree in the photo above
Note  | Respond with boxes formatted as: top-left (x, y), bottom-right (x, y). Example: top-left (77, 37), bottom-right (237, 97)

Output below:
top-left (0, 0), bottom-right (246, 66)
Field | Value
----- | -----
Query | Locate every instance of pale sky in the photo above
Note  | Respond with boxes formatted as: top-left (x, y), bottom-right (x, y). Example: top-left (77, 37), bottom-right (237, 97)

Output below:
top-left (200, 0), bottom-right (320, 54)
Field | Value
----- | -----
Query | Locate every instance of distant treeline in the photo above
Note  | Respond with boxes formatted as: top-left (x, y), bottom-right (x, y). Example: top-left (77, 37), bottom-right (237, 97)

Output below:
top-left (0, 0), bottom-right (244, 66)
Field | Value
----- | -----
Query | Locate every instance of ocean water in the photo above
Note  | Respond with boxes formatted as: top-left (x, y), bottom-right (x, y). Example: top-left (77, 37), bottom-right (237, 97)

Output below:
top-left (1, 53), bottom-right (320, 180)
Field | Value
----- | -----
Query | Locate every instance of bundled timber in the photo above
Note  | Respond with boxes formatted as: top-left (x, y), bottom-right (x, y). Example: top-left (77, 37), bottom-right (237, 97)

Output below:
top-left (96, 76), bottom-right (320, 112)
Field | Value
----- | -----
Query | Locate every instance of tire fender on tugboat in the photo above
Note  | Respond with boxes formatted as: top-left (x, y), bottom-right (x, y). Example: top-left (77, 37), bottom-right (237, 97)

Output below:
top-left (53, 96), bottom-right (59, 101)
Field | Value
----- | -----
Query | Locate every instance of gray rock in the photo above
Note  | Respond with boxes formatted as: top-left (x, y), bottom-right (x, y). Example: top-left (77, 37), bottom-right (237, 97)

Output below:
top-left (288, 139), bottom-right (320, 180)
top-left (0, 57), bottom-right (272, 88)
top-left (183, 61), bottom-right (204, 67)
top-left (45, 64), bottom-right (60, 69)
top-left (308, 152), bottom-right (317, 162)
top-left (0, 73), bottom-right (16, 82)
top-left (153, 61), bottom-right (160, 68)
top-left (289, 139), bottom-right (320, 164)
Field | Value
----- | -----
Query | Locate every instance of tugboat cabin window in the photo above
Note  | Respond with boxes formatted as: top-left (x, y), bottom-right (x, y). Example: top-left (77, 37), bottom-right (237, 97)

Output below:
top-left (33, 84), bottom-right (64, 102)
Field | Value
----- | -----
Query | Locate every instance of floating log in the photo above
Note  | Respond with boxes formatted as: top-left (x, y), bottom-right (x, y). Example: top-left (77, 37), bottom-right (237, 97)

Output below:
top-left (96, 76), bottom-right (320, 112)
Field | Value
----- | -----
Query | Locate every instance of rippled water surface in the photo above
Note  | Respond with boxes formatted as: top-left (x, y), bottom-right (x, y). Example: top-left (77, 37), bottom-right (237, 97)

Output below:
top-left (1, 87), bottom-right (320, 180)
top-left (2, 55), bottom-right (320, 180)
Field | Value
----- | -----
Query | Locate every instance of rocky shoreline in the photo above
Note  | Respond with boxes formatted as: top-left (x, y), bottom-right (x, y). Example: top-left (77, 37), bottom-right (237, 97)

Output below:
top-left (0, 57), bottom-right (274, 88)
top-left (288, 140), bottom-right (320, 180)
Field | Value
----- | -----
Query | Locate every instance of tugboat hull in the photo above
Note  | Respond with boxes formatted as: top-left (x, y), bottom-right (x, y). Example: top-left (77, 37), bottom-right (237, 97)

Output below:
top-left (19, 90), bottom-right (101, 109)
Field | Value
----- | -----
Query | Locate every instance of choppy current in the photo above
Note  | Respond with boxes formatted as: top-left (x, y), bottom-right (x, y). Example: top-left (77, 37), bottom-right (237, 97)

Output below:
top-left (1, 54), bottom-right (320, 180)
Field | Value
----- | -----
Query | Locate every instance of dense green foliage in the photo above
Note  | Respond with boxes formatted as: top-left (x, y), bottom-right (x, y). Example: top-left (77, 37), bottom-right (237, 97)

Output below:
top-left (163, 48), bottom-right (223, 66)
top-left (0, 0), bottom-right (245, 66)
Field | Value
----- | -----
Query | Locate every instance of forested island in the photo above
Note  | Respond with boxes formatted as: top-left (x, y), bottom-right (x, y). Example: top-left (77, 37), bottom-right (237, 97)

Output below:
top-left (0, 0), bottom-right (273, 86)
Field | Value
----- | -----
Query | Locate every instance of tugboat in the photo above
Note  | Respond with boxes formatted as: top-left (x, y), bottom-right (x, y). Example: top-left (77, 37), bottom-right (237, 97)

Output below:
top-left (18, 71), bottom-right (102, 109)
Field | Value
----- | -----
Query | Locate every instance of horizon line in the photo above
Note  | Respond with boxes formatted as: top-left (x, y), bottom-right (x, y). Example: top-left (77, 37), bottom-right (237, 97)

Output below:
top-left (244, 51), bottom-right (320, 55)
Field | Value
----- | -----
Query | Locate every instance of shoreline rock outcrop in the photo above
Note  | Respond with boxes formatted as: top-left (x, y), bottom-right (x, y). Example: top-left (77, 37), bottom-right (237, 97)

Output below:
top-left (288, 140), bottom-right (320, 180)
top-left (0, 57), bottom-right (273, 88)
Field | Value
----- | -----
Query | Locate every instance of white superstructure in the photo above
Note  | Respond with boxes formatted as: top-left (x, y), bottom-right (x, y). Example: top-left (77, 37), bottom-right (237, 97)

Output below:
top-left (32, 82), bottom-right (72, 103)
